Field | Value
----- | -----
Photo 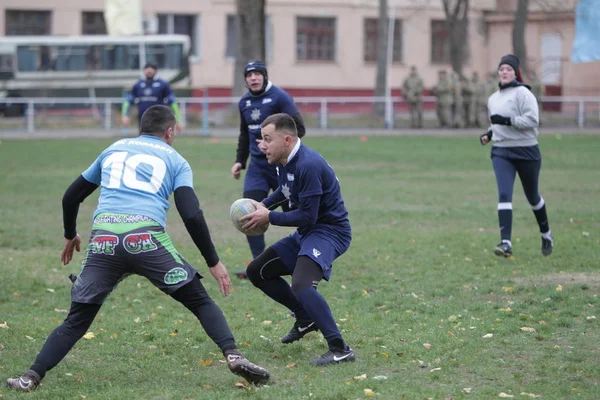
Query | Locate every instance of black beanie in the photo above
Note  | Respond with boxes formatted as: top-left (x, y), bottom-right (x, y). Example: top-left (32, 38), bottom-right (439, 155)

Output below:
top-left (498, 54), bottom-right (520, 72)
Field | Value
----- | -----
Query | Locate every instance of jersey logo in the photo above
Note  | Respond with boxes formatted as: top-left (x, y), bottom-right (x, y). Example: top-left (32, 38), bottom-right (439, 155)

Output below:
top-left (123, 233), bottom-right (158, 254)
top-left (312, 248), bottom-right (321, 258)
top-left (286, 173), bottom-right (294, 181)
top-left (164, 267), bottom-right (188, 285)
top-left (140, 82), bottom-right (146, 88)
top-left (152, 82), bottom-right (161, 87)
top-left (262, 98), bottom-right (272, 104)
top-left (251, 108), bottom-right (261, 121)
top-left (144, 88), bottom-right (152, 96)
top-left (282, 183), bottom-right (291, 199)
top-left (245, 100), bottom-right (251, 108)
top-left (91, 235), bottom-right (119, 255)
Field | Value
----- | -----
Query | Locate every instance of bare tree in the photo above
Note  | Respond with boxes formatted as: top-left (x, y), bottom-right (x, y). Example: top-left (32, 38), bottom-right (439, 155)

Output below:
top-left (373, 0), bottom-right (389, 117)
top-left (232, 0), bottom-right (266, 97)
top-left (441, 0), bottom-right (470, 76)
top-left (512, 0), bottom-right (529, 74)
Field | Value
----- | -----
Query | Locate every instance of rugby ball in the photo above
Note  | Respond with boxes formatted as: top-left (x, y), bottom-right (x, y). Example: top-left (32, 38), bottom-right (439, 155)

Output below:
top-left (230, 198), bottom-right (269, 236)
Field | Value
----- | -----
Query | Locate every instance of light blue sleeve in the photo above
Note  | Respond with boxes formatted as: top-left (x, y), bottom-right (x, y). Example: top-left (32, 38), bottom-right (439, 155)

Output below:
top-left (81, 154), bottom-right (103, 185)
top-left (173, 160), bottom-right (194, 190)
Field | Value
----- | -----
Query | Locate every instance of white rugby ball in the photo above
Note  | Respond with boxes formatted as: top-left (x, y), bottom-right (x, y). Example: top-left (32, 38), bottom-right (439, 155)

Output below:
top-left (230, 198), bottom-right (269, 236)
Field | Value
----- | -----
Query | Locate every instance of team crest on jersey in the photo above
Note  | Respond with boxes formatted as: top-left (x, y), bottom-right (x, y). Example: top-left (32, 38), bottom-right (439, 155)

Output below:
top-left (164, 267), bottom-right (188, 285)
top-left (286, 173), bottom-right (294, 181)
top-left (282, 183), bottom-right (291, 199)
top-left (312, 248), bottom-right (321, 258)
top-left (144, 88), bottom-right (152, 96)
top-left (123, 233), bottom-right (158, 254)
top-left (245, 100), bottom-right (251, 107)
top-left (140, 82), bottom-right (146, 88)
top-left (91, 235), bottom-right (119, 255)
top-left (152, 82), bottom-right (161, 87)
top-left (262, 98), bottom-right (272, 104)
top-left (251, 108), bottom-right (261, 121)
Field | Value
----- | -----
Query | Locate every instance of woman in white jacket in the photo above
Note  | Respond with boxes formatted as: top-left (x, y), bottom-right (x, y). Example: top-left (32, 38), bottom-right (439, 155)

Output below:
top-left (480, 54), bottom-right (553, 257)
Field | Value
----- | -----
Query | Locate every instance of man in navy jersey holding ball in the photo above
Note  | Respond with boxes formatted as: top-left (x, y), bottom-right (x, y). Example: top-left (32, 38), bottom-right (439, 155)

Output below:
top-left (231, 61), bottom-right (306, 278)
top-left (240, 113), bottom-right (355, 366)
top-left (6, 105), bottom-right (269, 392)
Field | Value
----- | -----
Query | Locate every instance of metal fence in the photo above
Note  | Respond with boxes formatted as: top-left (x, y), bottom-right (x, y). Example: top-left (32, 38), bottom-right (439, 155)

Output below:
top-left (1, 96), bottom-right (600, 134)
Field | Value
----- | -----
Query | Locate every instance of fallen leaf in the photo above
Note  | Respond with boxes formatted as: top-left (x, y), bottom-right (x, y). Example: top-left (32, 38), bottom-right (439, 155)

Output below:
top-left (520, 327), bottom-right (536, 332)
top-left (373, 375), bottom-right (388, 380)
top-left (198, 359), bottom-right (212, 366)
top-left (0, 322), bottom-right (8, 329)
top-left (364, 389), bottom-right (375, 397)
top-left (501, 286), bottom-right (513, 292)
top-left (169, 330), bottom-right (178, 336)
top-left (483, 333), bottom-right (493, 338)
top-left (520, 392), bottom-right (542, 398)
top-left (134, 317), bottom-right (141, 323)
top-left (262, 320), bottom-right (272, 325)
top-left (465, 257), bottom-right (472, 262)
top-left (83, 332), bottom-right (95, 340)
top-left (362, 289), bottom-right (369, 295)
top-left (234, 381), bottom-right (249, 389)
top-left (286, 363), bottom-right (296, 368)
top-left (54, 308), bottom-right (68, 313)
top-left (462, 388), bottom-right (472, 393)
top-left (556, 284), bottom-right (563, 292)
top-left (353, 374), bottom-right (367, 381)
top-left (203, 384), bottom-right (212, 389)
top-left (0, 343), bottom-right (4, 350)
top-left (500, 307), bottom-right (512, 312)
top-left (77, 375), bottom-right (83, 383)
top-left (13, 292), bottom-right (20, 297)
top-left (448, 315), bottom-right (458, 322)
top-left (429, 368), bottom-right (441, 372)
top-left (587, 316), bottom-right (596, 320)
top-left (498, 393), bottom-right (514, 398)
top-left (377, 305), bottom-right (387, 310)
top-left (46, 288), bottom-right (55, 293)
top-left (25, 335), bottom-right (35, 341)
top-left (423, 343), bottom-right (432, 349)
top-left (582, 231), bottom-right (590, 237)
top-left (341, 285), bottom-right (347, 289)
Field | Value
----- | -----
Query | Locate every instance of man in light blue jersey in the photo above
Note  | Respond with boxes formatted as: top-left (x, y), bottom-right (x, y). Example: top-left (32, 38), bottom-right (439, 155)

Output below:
top-left (6, 105), bottom-right (269, 393)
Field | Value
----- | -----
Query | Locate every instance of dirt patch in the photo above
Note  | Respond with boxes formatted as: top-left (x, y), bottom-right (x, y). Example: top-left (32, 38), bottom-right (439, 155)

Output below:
top-left (514, 272), bottom-right (600, 288)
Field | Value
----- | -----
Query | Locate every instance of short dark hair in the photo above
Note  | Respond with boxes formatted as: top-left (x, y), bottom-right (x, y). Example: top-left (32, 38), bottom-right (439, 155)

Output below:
top-left (140, 105), bottom-right (176, 136)
top-left (261, 113), bottom-right (297, 136)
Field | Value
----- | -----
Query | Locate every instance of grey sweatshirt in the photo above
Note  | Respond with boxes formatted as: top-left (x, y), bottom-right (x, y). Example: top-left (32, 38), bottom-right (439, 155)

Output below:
top-left (487, 85), bottom-right (539, 147)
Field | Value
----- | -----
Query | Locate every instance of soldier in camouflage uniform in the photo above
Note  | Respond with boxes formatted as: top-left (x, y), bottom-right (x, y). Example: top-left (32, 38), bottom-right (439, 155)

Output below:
top-left (433, 70), bottom-right (453, 128)
top-left (460, 75), bottom-right (473, 127)
top-left (402, 66), bottom-right (424, 128)
top-left (451, 73), bottom-right (464, 128)
top-left (470, 72), bottom-right (488, 128)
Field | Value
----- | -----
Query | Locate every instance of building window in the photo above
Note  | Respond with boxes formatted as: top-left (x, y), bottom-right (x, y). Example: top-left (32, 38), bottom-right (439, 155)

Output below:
top-left (296, 17), bottom-right (336, 61)
top-left (225, 14), bottom-right (273, 61)
top-left (431, 20), bottom-right (450, 64)
top-left (5, 10), bottom-right (51, 35)
top-left (82, 11), bottom-right (106, 35)
top-left (158, 14), bottom-right (200, 57)
top-left (363, 18), bottom-right (402, 62)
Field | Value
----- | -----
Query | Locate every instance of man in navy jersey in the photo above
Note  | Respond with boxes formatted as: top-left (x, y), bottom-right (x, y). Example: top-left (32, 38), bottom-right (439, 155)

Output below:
top-left (231, 61), bottom-right (306, 278)
top-left (6, 106), bottom-right (269, 392)
top-left (240, 113), bottom-right (355, 366)
top-left (121, 63), bottom-right (182, 130)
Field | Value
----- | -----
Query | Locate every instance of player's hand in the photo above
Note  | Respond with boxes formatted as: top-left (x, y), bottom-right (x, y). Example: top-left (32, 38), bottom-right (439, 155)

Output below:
top-left (61, 234), bottom-right (81, 266)
top-left (240, 201), bottom-right (270, 231)
top-left (231, 162), bottom-right (242, 180)
top-left (480, 130), bottom-right (492, 145)
top-left (209, 261), bottom-right (231, 296)
top-left (122, 116), bottom-right (130, 126)
top-left (175, 122), bottom-right (183, 133)
top-left (256, 139), bottom-right (267, 154)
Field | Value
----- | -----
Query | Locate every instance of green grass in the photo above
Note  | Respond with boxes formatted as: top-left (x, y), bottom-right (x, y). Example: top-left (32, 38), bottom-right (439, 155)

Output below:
top-left (0, 134), bottom-right (599, 399)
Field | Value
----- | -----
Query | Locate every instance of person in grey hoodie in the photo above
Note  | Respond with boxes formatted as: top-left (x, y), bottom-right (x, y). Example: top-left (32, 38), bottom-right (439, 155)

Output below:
top-left (480, 54), bottom-right (553, 257)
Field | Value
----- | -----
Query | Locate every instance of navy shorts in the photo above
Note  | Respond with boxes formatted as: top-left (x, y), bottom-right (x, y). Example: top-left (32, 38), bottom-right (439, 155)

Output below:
top-left (72, 225), bottom-right (200, 304)
top-left (244, 155), bottom-right (279, 193)
top-left (270, 224), bottom-right (351, 281)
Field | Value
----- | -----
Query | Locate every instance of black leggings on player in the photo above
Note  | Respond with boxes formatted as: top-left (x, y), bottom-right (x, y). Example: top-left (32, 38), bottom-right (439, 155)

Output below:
top-left (29, 277), bottom-right (236, 379)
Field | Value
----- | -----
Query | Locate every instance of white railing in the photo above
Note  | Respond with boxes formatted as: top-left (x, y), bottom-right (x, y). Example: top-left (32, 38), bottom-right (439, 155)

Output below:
top-left (1, 96), bottom-right (600, 133)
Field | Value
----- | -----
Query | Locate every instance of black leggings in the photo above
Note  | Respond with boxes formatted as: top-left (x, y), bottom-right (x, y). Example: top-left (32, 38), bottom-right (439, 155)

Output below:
top-left (492, 156), bottom-right (542, 206)
top-left (30, 277), bottom-right (235, 379)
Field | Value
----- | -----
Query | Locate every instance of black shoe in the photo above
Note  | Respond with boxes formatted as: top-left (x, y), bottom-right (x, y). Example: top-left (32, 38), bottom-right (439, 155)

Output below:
top-left (6, 370), bottom-right (41, 392)
top-left (226, 352), bottom-right (270, 385)
top-left (281, 320), bottom-right (318, 344)
top-left (310, 348), bottom-right (356, 366)
top-left (494, 242), bottom-right (512, 257)
top-left (235, 270), bottom-right (248, 280)
top-left (541, 234), bottom-right (554, 256)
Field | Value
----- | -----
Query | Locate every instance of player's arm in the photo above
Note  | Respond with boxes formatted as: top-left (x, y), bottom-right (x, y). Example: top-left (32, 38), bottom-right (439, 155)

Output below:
top-left (268, 195), bottom-right (319, 227)
top-left (163, 82), bottom-right (182, 123)
top-left (235, 108), bottom-right (250, 169)
top-left (280, 94), bottom-right (306, 138)
top-left (173, 186), bottom-right (220, 268)
top-left (261, 186), bottom-right (286, 209)
top-left (121, 82), bottom-right (137, 117)
top-left (62, 175), bottom-right (99, 240)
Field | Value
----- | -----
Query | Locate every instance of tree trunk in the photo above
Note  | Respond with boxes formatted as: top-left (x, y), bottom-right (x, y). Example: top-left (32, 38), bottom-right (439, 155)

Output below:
top-left (442, 0), bottom-right (470, 76)
top-left (232, 0), bottom-right (266, 98)
top-left (512, 0), bottom-right (529, 75)
top-left (373, 0), bottom-right (389, 117)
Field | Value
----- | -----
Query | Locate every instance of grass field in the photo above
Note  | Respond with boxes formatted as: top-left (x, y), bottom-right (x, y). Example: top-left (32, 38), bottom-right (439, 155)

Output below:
top-left (0, 134), bottom-right (599, 400)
